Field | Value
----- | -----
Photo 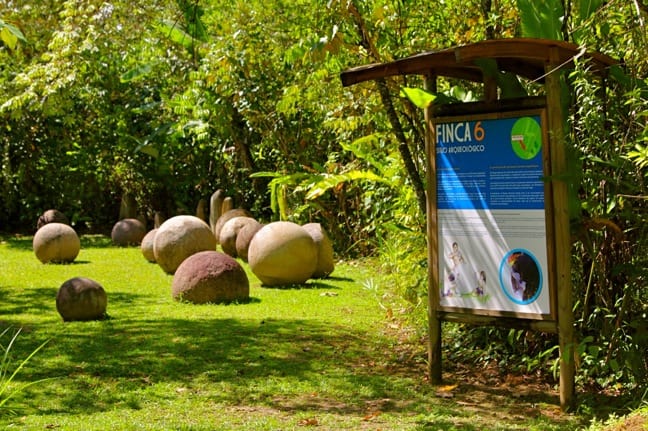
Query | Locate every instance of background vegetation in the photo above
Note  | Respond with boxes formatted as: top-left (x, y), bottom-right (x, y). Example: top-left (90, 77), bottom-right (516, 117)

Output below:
top-left (1, 0), bottom-right (646, 411)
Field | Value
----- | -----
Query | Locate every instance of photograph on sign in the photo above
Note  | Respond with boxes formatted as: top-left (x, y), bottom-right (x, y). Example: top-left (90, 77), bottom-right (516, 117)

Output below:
top-left (435, 111), bottom-right (552, 317)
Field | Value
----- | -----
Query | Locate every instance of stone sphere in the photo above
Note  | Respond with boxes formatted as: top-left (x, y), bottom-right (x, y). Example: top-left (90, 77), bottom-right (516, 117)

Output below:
top-left (153, 215), bottom-right (217, 274)
top-left (219, 216), bottom-right (259, 258)
top-left (213, 208), bottom-right (253, 244)
top-left (141, 229), bottom-right (157, 262)
top-left (172, 250), bottom-right (249, 304)
top-left (302, 223), bottom-right (335, 278)
top-left (247, 221), bottom-right (317, 286)
top-left (111, 218), bottom-right (146, 246)
top-left (56, 277), bottom-right (107, 321)
top-left (33, 223), bottom-right (80, 264)
top-left (235, 221), bottom-right (264, 262)
top-left (36, 209), bottom-right (69, 230)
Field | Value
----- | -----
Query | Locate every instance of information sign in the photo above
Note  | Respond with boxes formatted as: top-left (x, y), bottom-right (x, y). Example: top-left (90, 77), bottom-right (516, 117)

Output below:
top-left (435, 110), bottom-right (553, 318)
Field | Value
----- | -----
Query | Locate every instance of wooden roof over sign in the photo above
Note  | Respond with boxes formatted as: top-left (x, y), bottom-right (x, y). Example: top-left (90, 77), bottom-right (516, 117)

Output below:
top-left (340, 38), bottom-right (618, 87)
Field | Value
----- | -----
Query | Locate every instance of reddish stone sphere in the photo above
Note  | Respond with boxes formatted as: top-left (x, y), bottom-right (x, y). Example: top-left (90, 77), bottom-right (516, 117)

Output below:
top-left (171, 250), bottom-right (249, 304)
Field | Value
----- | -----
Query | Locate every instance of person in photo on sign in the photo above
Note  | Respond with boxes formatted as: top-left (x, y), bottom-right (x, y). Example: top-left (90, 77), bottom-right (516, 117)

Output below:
top-left (475, 270), bottom-right (486, 296)
top-left (445, 242), bottom-right (465, 296)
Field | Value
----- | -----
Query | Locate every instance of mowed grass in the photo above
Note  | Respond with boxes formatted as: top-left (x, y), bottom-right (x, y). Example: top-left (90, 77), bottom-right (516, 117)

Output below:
top-left (0, 233), bottom-right (583, 430)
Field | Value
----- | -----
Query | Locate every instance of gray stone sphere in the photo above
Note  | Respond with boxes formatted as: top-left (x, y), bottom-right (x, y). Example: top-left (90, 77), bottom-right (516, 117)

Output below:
top-left (153, 215), bottom-right (217, 274)
top-left (302, 223), bottom-right (335, 278)
top-left (33, 223), bottom-right (80, 264)
top-left (235, 221), bottom-right (264, 262)
top-left (36, 209), bottom-right (69, 231)
top-left (172, 251), bottom-right (249, 304)
top-left (141, 229), bottom-right (157, 262)
top-left (247, 221), bottom-right (317, 286)
top-left (219, 216), bottom-right (259, 258)
top-left (111, 218), bottom-right (146, 246)
top-left (56, 277), bottom-right (107, 321)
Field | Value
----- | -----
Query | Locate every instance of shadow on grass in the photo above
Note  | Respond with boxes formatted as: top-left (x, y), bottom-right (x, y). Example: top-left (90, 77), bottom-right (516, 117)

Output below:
top-left (0, 234), bottom-right (115, 251)
top-left (260, 279), bottom-right (341, 290)
top-left (4, 315), bottom-right (439, 418)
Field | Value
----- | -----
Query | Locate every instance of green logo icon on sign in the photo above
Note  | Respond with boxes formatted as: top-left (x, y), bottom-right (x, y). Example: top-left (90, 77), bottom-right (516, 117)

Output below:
top-left (511, 117), bottom-right (541, 160)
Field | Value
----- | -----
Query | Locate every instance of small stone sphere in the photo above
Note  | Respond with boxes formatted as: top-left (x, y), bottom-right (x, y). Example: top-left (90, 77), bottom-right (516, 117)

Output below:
top-left (154, 215), bottom-right (217, 274)
top-left (219, 216), bottom-right (259, 258)
top-left (235, 221), bottom-right (264, 262)
top-left (56, 277), bottom-right (107, 321)
top-left (302, 223), bottom-right (335, 278)
top-left (36, 209), bottom-right (69, 231)
top-left (213, 208), bottom-right (253, 243)
top-left (247, 221), bottom-right (317, 286)
top-left (141, 229), bottom-right (157, 262)
top-left (172, 250), bottom-right (249, 304)
top-left (111, 218), bottom-right (146, 246)
top-left (33, 223), bottom-right (80, 264)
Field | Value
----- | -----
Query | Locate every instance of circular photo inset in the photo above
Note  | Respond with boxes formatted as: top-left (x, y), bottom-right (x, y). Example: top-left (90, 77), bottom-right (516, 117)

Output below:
top-left (510, 117), bottom-right (542, 160)
top-left (499, 249), bottom-right (542, 305)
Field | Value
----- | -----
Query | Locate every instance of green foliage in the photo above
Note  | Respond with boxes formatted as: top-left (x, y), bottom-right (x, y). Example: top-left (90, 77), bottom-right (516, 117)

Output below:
top-left (1, 328), bottom-right (51, 414)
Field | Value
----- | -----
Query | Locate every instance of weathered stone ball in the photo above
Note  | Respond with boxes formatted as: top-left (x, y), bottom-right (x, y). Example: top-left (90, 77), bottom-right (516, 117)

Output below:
top-left (302, 223), bottom-right (335, 278)
top-left (141, 229), bottom-right (157, 262)
top-left (36, 209), bottom-right (69, 231)
top-left (111, 218), bottom-right (146, 246)
top-left (247, 221), bottom-right (317, 286)
top-left (33, 223), bottom-right (80, 264)
top-left (235, 221), bottom-right (264, 262)
top-left (153, 215), bottom-right (217, 274)
top-left (213, 208), bottom-right (253, 244)
top-left (56, 277), bottom-right (107, 321)
top-left (172, 250), bottom-right (249, 304)
top-left (219, 216), bottom-right (259, 258)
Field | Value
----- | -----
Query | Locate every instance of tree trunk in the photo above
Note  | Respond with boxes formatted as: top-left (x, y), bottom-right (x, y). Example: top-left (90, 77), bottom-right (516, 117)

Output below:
top-left (376, 79), bottom-right (427, 215)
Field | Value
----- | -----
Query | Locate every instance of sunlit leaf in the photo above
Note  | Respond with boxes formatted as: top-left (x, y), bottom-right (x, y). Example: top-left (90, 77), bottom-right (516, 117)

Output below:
top-left (399, 87), bottom-right (436, 109)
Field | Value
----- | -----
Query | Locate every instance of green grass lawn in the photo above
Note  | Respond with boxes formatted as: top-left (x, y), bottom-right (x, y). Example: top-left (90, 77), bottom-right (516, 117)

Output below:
top-left (0, 233), bottom-right (591, 430)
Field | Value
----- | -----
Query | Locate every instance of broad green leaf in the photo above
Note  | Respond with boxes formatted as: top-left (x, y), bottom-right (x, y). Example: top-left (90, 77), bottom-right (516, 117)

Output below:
top-left (155, 20), bottom-right (198, 50)
top-left (120, 63), bottom-right (155, 83)
top-left (305, 171), bottom-right (391, 200)
top-left (0, 19), bottom-right (26, 50)
top-left (400, 87), bottom-right (437, 109)
top-left (517, 0), bottom-right (564, 40)
top-left (0, 27), bottom-right (18, 50)
top-left (475, 58), bottom-right (528, 98)
top-left (577, 0), bottom-right (604, 23)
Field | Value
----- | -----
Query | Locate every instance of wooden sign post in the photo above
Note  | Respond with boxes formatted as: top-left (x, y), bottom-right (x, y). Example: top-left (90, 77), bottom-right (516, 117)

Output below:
top-left (340, 38), bottom-right (617, 411)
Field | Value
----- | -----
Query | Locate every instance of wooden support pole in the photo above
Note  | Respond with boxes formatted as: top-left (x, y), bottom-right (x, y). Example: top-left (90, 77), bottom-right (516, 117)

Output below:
top-left (545, 48), bottom-right (576, 411)
top-left (425, 73), bottom-right (442, 384)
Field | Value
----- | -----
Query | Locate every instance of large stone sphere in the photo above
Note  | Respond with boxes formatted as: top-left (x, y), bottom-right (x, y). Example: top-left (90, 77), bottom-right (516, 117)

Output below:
top-left (247, 221), bottom-right (317, 286)
top-left (302, 223), bottom-right (335, 278)
top-left (219, 216), bottom-right (259, 258)
top-left (172, 251), bottom-right (249, 304)
top-left (111, 218), bottom-right (146, 246)
top-left (56, 277), bottom-right (107, 321)
top-left (141, 229), bottom-right (157, 262)
top-left (153, 215), bottom-right (217, 274)
top-left (36, 209), bottom-right (69, 230)
top-left (33, 223), bottom-right (80, 264)
top-left (235, 221), bottom-right (264, 262)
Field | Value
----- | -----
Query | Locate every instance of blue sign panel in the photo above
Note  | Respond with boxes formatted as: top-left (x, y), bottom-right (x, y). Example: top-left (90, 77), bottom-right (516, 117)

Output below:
top-left (436, 116), bottom-right (544, 210)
